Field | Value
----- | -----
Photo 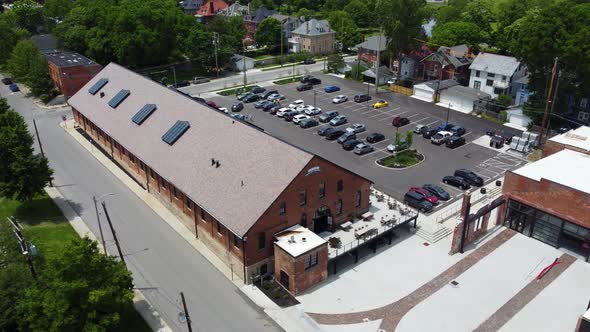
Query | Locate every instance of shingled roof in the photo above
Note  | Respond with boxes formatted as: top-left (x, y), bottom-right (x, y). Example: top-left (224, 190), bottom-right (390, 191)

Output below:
top-left (68, 63), bottom-right (313, 237)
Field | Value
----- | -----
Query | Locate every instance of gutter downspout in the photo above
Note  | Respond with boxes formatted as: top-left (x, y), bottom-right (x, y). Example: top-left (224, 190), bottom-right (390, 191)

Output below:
top-left (242, 236), bottom-right (248, 283)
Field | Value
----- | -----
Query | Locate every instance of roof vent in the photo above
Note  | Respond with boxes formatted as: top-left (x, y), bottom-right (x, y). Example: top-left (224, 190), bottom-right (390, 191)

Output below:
top-left (215, 160), bottom-right (220, 168)
top-left (289, 235), bottom-right (295, 243)
top-left (302, 237), bottom-right (306, 242)
top-left (99, 92), bottom-right (105, 98)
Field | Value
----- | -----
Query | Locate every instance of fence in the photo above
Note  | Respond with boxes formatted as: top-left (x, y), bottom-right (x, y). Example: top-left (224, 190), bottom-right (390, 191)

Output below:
top-left (390, 84), bottom-right (413, 96)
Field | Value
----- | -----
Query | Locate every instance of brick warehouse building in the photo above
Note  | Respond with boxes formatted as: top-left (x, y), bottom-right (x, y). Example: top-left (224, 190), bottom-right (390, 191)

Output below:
top-left (69, 63), bottom-right (372, 292)
top-left (45, 51), bottom-right (103, 99)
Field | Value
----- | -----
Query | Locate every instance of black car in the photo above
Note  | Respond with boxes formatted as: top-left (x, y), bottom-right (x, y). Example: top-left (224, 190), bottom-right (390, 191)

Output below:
top-left (250, 86), bottom-right (266, 94)
top-left (284, 111), bottom-right (301, 121)
top-left (1, 77), bottom-right (13, 85)
top-left (366, 133), bottom-right (385, 143)
top-left (254, 100), bottom-right (271, 109)
top-left (300, 75), bottom-right (314, 83)
top-left (297, 83), bottom-right (313, 91)
top-left (354, 94), bottom-right (371, 103)
top-left (442, 176), bottom-right (471, 190)
top-left (404, 191), bottom-right (433, 212)
top-left (262, 103), bottom-right (275, 112)
top-left (446, 136), bottom-right (466, 149)
top-left (308, 78), bottom-right (322, 85)
top-left (303, 59), bottom-right (316, 64)
top-left (318, 126), bottom-right (335, 136)
top-left (172, 80), bottom-right (190, 88)
top-left (342, 139), bottom-right (362, 151)
top-left (319, 111), bottom-right (339, 123)
top-left (231, 102), bottom-right (244, 112)
top-left (422, 184), bottom-right (450, 201)
top-left (262, 90), bottom-right (279, 99)
top-left (300, 118), bottom-right (319, 128)
top-left (326, 129), bottom-right (346, 140)
top-left (454, 169), bottom-right (484, 187)
top-left (243, 94), bottom-right (260, 103)
top-left (422, 128), bottom-right (438, 139)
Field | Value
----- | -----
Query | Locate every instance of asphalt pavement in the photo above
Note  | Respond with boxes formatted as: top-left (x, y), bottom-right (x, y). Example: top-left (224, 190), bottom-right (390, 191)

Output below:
top-left (0, 81), bottom-right (281, 332)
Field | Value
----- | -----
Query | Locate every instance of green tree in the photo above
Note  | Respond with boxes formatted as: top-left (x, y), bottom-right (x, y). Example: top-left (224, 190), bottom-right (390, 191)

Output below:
top-left (11, 0), bottom-right (43, 33)
top-left (327, 53), bottom-right (344, 73)
top-left (327, 11), bottom-right (363, 50)
top-left (497, 94), bottom-right (513, 107)
top-left (460, 0), bottom-right (494, 41)
top-left (434, 0), bottom-right (469, 25)
top-left (27, 54), bottom-right (55, 99)
top-left (344, 0), bottom-right (372, 28)
top-left (184, 23), bottom-right (213, 71)
top-left (0, 263), bottom-right (32, 331)
top-left (16, 238), bottom-right (134, 332)
top-left (376, 0), bottom-right (428, 58)
top-left (43, 0), bottom-right (75, 20)
top-left (431, 22), bottom-right (484, 49)
top-left (0, 16), bottom-right (20, 65)
top-left (405, 131), bottom-right (413, 149)
top-left (254, 17), bottom-right (282, 50)
top-left (7, 40), bottom-right (55, 98)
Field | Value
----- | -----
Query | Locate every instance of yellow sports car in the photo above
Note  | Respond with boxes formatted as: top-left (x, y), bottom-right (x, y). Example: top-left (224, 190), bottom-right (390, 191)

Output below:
top-left (372, 100), bottom-right (389, 109)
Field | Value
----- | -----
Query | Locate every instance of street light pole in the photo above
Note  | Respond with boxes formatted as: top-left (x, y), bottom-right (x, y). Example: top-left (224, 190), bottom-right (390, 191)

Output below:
top-left (32, 119), bottom-right (52, 187)
top-left (446, 103), bottom-right (452, 124)
top-left (180, 292), bottom-right (193, 332)
top-left (212, 32), bottom-right (219, 79)
top-left (92, 193), bottom-right (114, 253)
top-left (101, 201), bottom-right (125, 264)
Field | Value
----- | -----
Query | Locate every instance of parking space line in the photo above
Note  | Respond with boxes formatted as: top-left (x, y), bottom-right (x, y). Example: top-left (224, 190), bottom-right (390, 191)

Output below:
top-left (406, 114), bottom-right (423, 119)
top-left (359, 148), bottom-right (388, 159)
top-left (410, 117), bottom-right (431, 125)
top-left (379, 111), bottom-right (409, 122)
top-left (425, 120), bottom-right (439, 127)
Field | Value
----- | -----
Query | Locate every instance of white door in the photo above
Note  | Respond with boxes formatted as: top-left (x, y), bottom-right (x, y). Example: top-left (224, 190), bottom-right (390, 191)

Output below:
top-left (441, 93), bottom-right (473, 114)
top-left (413, 85), bottom-right (434, 102)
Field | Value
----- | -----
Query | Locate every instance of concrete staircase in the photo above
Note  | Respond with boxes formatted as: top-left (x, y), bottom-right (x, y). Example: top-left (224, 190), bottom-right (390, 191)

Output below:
top-left (416, 225), bottom-right (453, 243)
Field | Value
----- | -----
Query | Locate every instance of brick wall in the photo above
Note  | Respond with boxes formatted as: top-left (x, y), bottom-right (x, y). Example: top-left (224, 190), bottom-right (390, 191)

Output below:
top-left (273, 243), bottom-right (328, 295)
top-left (543, 140), bottom-right (589, 157)
top-left (49, 63), bottom-right (103, 98)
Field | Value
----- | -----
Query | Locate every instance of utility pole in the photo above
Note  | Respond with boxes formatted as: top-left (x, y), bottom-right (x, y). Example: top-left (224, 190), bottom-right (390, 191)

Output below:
top-left (172, 66), bottom-right (177, 87)
top-left (242, 40), bottom-right (247, 90)
top-left (212, 32), bottom-right (219, 79)
top-left (180, 292), bottom-right (193, 332)
top-left (446, 103), bottom-right (452, 124)
top-left (313, 90), bottom-right (316, 107)
top-left (8, 217), bottom-right (37, 281)
top-left (545, 69), bottom-right (562, 141)
top-left (33, 119), bottom-right (52, 187)
top-left (292, 61), bottom-right (295, 81)
top-left (539, 57), bottom-right (558, 144)
top-left (280, 22), bottom-right (284, 66)
top-left (101, 202), bottom-right (125, 264)
top-left (375, 26), bottom-right (382, 95)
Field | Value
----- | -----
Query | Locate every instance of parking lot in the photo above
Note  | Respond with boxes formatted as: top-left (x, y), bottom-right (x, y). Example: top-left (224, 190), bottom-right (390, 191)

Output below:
top-left (206, 73), bottom-right (524, 211)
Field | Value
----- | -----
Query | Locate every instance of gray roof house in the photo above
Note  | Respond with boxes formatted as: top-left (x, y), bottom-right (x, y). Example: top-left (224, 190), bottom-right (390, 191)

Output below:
top-left (270, 14), bottom-right (303, 39)
top-left (468, 52), bottom-right (527, 99)
top-left (179, 0), bottom-right (204, 14)
top-left (470, 52), bottom-right (521, 77)
top-left (290, 19), bottom-right (336, 55)
top-left (353, 34), bottom-right (387, 52)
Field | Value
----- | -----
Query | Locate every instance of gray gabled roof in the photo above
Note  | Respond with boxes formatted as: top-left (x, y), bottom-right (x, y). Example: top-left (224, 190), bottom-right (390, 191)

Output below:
top-left (354, 34), bottom-right (387, 52)
top-left (68, 63), bottom-right (313, 237)
top-left (292, 19), bottom-right (333, 36)
top-left (179, 0), bottom-right (202, 10)
top-left (470, 52), bottom-right (521, 77)
top-left (362, 65), bottom-right (392, 79)
top-left (423, 79), bottom-right (459, 91)
top-left (245, 7), bottom-right (276, 23)
top-left (441, 85), bottom-right (491, 100)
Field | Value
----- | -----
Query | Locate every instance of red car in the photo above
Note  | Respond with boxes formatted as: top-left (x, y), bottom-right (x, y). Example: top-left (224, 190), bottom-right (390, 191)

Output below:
top-left (206, 100), bottom-right (218, 108)
top-left (409, 187), bottom-right (439, 205)
top-left (392, 116), bottom-right (410, 127)
top-left (269, 106), bottom-right (280, 115)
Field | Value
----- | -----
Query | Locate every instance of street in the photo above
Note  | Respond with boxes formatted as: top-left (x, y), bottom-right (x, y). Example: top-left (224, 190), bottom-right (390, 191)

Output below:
top-left (0, 84), bottom-right (281, 332)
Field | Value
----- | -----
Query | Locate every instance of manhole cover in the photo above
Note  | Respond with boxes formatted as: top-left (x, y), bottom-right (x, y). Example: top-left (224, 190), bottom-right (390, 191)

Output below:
top-left (423, 242), bottom-right (430, 246)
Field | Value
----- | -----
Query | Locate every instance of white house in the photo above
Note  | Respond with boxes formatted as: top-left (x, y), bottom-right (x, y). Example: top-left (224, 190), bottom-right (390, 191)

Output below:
top-left (231, 54), bottom-right (255, 72)
top-left (412, 79), bottom-right (459, 103)
top-left (468, 52), bottom-right (527, 99)
top-left (437, 85), bottom-right (491, 114)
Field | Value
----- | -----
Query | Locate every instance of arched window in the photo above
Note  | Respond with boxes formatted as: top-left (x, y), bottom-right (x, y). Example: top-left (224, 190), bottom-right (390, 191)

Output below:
top-left (300, 214), bottom-right (307, 227)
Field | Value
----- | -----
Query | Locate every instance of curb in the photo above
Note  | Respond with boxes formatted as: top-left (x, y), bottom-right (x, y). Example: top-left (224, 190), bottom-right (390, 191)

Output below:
top-left (44, 186), bottom-right (173, 332)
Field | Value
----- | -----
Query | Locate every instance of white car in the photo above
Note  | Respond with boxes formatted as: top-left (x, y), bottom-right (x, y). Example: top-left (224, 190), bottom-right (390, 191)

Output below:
top-left (431, 131), bottom-right (453, 145)
top-left (267, 93), bottom-right (285, 101)
top-left (217, 107), bottom-right (228, 113)
top-left (293, 114), bottom-right (311, 124)
top-left (289, 100), bottom-right (304, 108)
top-left (276, 107), bottom-right (290, 117)
top-left (332, 95), bottom-right (348, 104)
top-left (305, 107), bottom-right (322, 116)
top-left (346, 123), bottom-right (367, 134)
top-left (353, 143), bottom-right (374, 155)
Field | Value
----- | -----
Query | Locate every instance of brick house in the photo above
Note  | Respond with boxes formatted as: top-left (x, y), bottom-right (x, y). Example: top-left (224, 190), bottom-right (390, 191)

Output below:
top-left (68, 63), bottom-right (372, 290)
top-left (243, 7), bottom-right (276, 43)
top-left (391, 45), bottom-right (433, 81)
top-left (421, 45), bottom-right (473, 86)
top-left (289, 19), bottom-right (335, 55)
top-left (196, 0), bottom-right (227, 23)
top-left (44, 51), bottom-right (103, 99)
top-left (354, 34), bottom-right (387, 66)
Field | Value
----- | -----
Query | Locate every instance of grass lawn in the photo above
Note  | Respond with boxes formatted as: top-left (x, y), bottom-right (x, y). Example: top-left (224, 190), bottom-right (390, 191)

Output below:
top-left (273, 76), bottom-right (303, 85)
top-left (0, 194), bottom-right (151, 332)
top-left (377, 150), bottom-right (424, 168)
top-left (217, 84), bottom-right (259, 96)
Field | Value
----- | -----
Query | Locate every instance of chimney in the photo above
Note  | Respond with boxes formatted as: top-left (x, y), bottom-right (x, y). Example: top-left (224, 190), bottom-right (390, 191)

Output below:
top-left (209, 0), bottom-right (214, 13)
top-left (467, 47), bottom-right (472, 58)
top-left (99, 92), bottom-right (105, 98)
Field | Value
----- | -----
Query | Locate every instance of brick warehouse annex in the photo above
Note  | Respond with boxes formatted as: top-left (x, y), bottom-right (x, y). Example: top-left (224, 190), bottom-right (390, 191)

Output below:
top-left (69, 63), bottom-right (372, 294)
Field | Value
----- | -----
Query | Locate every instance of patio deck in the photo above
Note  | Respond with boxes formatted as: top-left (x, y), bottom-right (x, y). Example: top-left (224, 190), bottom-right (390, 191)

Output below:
top-left (319, 188), bottom-right (419, 260)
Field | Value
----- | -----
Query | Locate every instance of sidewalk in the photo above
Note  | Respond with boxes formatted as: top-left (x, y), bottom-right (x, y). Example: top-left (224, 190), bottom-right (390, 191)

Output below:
top-left (61, 119), bottom-right (318, 332)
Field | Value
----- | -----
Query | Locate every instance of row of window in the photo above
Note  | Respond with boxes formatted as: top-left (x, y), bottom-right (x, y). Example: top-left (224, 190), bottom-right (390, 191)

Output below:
top-left (280, 180), bottom-right (346, 215)
top-left (281, 189), bottom-right (361, 216)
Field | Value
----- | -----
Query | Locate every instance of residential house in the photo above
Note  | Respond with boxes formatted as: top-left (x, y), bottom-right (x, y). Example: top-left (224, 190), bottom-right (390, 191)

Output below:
top-left (392, 45), bottom-right (433, 81)
top-left (231, 54), bottom-right (255, 72)
top-left (196, 0), bottom-right (228, 23)
top-left (563, 94), bottom-right (590, 126)
top-left (514, 75), bottom-right (531, 106)
top-left (243, 7), bottom-right (277, 43)
top-left (354, 34), bottom-right (387, 66)
top-left (290, 19), bottom-right (335, 55)
top-left (421, 45), bottom-right (473, 86)
top-left (468, 52), bottom-right (527, 99)
top-left (270, 14), bottom-right (303, 40)
top-left (179, 0), bottom-right (203, 15)
top-left (412, 79), bottom-right (459, 103)
top-left (362, 66), bottom-right (393, 85)
top-left (217, 1), bottom-right (249, 16)
top-left (438, 85), bottom-right (492, 114)
top-left (45, 51), bottom-right (103, 99)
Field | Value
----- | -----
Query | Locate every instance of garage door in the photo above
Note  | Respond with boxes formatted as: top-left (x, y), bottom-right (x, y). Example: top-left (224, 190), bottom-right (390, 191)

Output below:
top-left (413, 86), bottom-right (434, 102)
top-left (440, 93), bottom-right (474, 114)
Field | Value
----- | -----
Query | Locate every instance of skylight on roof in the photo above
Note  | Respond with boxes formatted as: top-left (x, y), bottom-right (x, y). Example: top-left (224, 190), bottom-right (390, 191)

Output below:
top-left (162, 121), bottom-right (190, 145)
top-left (88, 78), bottom-right (108, 95)
top-left (131, 104), bottom-right (157, 125)
top-left (108, 89), bottom-right (130, 108)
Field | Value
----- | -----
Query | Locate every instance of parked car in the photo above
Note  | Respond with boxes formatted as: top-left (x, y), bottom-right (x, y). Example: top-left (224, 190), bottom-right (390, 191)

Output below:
top-left (332, 95), bottom-right (348, 104)
top-left (300, 118), bottom-right (319, 128)
top-left (387, 139), bottom-right (409, 152)
top-left (1, 77), bottom-right (13, 85)
top-left (404, 191), bottom-right (433, 212)
top-left (262, 90), bottom-right (279, 99)
top-left (237, 92), bottom-right (253, 101)
top-left (450, 125), bottom-right (466, 136)
top-left (289, 100), bottom-right (304, 108)
top-left (454, 169), bottom-right (484, 187)
top-left (329, 115), bottom-right (348, 126)
top-left (297, 83), bottom-right (313, 91)
top-left (8, 84), bottom-right (19, 92)
top-left (250, 86), bottom-right (266, 94)
top-left (342, 139), bottom-right (363, 151)
top-left (346, 123), bottom-right (367, 134)
top-left (319, 111), bottom-right (339, 123)
top-left (262, 103), bottom-right (275, 112)
top-left (269, 106), bottom-right (281, 115)
top-left (243, 94), bottom-right (260, 103)
top-left (231, 102), bottom-right (244, 112)
top-left (422, 128), bottom-right (438, 139)
top-left (372, 100), bottom-right (389, 109)
top-left (254, 100), bottom-right (271, 109)
top-left (353, 143), bottom-right (374, 155)
top-left (437, 122), bottom-right (454, 131)
top-left (414, 124), bottom-right (428, 134)
top-left (324, 85), bottom-right (340, 93)
top-left (337, 131), bottom-right (356, 144)
top-left (303, 58), bottom-right (316, 64)
top-left (392, 116), bottom-right (410, 127)
top-left (442, 176), bottom-right (471, 190)
top-left (276, 107), bottom-right (290, 117)
top-left (409, 187), bottom-right (439, 205)
top-left (218, 107), bottom-right (228, 113)
top-left (206, 100), bottom-right (218, 108)
top-left (304, 107), bottom-right (322, 116)
top-left (308, 78), bottom-right (322, 85)
top-left (354, 94), bottom-right (371, 103)
top-left (192, 76), bottom-right (210, 84)
top-left (366, 133), bottom-right (385, 143)
top-left (422, 184), bottom-right (451, 201)
top-left (267, 93), bottom-right (285, 101)
top-left (293, 114), bottom-right (311, 124)
top-left (284, 111), bottom-right (301, 121)
top-left (326, 129), bottom-right (346, 140)
top-left (318, 126), bottom-right (335, 136)
top-left (446, 136), bottom-right (466, 148)
top-left (386, 78), bottom-right (398, 86)
top-left (300, 75), bottom-right (314, 83)
top-left (231, 114), bottom-right (247, 121)
top-left (431, 131), bottom-right (453, 145)
top-left (490, 135), bottom-right (504, 149)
